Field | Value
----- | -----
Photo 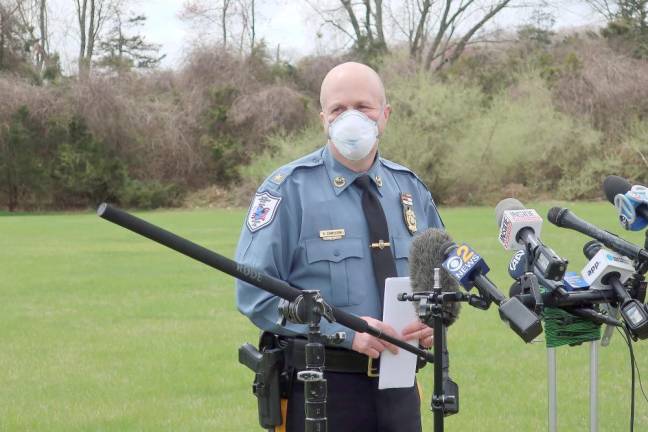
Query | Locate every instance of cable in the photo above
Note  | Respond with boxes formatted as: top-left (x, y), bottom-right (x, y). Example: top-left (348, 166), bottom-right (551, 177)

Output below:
top-left (617, 328), bottom-right (648, 405)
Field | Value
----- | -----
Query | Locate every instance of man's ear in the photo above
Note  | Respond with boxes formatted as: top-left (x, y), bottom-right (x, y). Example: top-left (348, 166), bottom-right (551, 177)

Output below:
top-left (378, 104), bottom-right (391, 136)
top-left (383, 104), bottom-right (392, 122)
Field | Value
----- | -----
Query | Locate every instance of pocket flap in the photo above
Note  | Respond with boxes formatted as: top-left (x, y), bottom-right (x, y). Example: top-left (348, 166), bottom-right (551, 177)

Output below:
top-left (392, 235), bottom-right (413, 259)
top-left (305, 237), bottom-right (364, 263)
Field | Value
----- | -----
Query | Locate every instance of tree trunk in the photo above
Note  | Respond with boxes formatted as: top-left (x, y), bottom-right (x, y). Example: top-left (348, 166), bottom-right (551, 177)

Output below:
top-left (340, 0), bottom-right (363, 45)
top-left (0, 11), bottom-right (5, 70)
top-left (374, 0), bottom-right (386, 49)
top-left (87, 0), bottom-right (96, 61)
top-left (38, 0), bottom-right (47, 69)
top-left (77, 0), bottom-right (88, 75)
top-left (424, 0), bottom-right (452, 70)
top-left (410, 0), bottom-right (431, 60)
top-left (442, 0), bottom-right (511, 69)
top-left (250, 0), bottom-right (255, 50)
top-left (222, 0), bottom-right (229, 48)
top-left (363, 0), bottom-right (373, 44)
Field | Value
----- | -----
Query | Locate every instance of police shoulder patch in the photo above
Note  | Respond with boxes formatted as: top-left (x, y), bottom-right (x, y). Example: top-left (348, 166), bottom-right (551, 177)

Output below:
top-left (246, 191), bottom-right (282, 232)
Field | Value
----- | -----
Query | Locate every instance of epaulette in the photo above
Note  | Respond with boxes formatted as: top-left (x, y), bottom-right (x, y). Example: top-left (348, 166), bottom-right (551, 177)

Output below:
top-left (380, 158), bottom-right (430, 191)
top-left (262, 148), bottom-right (325, 190)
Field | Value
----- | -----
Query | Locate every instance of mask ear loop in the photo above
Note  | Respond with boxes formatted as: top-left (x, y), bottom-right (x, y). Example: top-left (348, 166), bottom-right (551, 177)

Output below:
top-left (376, 103), bottom-right (386, 140)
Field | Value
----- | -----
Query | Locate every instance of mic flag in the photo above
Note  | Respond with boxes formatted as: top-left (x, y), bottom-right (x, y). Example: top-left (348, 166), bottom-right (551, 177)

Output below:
top-left (581, 247), bottom-right (635, 290)
top-left (442, 243), bottom-right (490, 290)
top-left (495, 198), bottom-right (543, 251)
top-left (508, 249), bottom-right (527, 280)
top-left (603, 175), bottom-right (648, 231)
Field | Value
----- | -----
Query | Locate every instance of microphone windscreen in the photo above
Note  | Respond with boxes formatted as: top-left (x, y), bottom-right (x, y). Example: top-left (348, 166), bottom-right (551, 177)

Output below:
top-left (495, 198), bottom-right (525, 227)
top-left (583, 240), bottom-right (602, 260)
top-left (603, 175), bottom-right (631, 204)
top-left (409, 228), bottom-right (461, 326)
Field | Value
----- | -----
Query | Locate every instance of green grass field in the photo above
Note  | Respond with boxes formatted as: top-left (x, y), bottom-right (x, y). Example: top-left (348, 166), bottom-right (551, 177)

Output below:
top-left (1, 202), bottom-right (647, 431)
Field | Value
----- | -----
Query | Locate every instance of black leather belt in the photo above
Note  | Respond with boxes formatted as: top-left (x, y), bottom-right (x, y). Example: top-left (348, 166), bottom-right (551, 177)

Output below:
top-left (282, 337), bottom-right (427, 377)
top-left (284, 337), bottom-right (376, 375)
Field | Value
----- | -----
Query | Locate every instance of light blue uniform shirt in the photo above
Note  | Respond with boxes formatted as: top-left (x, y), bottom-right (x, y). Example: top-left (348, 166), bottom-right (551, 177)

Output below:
top-left (235, 145), bottom-right (443, 349)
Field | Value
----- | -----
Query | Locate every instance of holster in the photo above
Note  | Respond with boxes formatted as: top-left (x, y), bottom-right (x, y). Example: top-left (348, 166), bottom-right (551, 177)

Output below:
top-left (238, 333), bottom-right (289, 429)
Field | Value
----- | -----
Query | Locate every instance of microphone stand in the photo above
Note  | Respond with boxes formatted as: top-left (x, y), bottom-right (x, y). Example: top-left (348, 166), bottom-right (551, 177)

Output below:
top-left (399, 269), bottom-right (482, 432)
top-left (279, 290), bottom-right (340, 432)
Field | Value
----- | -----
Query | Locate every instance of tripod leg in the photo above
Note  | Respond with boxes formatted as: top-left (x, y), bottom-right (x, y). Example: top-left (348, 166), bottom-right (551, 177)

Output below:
top-left (590, 341), bottom-right (599, 432)
top-left (547, 348), bottom-right (557, 432)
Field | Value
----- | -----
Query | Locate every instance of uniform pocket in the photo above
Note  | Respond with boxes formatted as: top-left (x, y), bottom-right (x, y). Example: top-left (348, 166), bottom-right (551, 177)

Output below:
top-left (305, 237), bottom-right (364, 306)
top-left (392, 235), bottom-right (413, 277)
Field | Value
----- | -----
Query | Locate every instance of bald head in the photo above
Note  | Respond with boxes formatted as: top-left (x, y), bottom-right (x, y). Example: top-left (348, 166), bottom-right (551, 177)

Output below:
top-left (319, 62), bottom-right (386, 110)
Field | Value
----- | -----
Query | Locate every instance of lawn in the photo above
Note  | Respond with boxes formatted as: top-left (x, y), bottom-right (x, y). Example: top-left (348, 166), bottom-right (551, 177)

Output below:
top-left (1, 202), bottom-right (647, 431)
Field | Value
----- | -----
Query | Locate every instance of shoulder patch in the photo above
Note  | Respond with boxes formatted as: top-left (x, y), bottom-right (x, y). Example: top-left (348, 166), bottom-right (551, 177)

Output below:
top-left (246, 191), bottom-right (282, 232)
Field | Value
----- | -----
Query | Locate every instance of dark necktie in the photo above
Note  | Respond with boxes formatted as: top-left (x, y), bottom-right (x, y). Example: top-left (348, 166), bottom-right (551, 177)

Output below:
top-left (354, 175), bottom-right (397, 310)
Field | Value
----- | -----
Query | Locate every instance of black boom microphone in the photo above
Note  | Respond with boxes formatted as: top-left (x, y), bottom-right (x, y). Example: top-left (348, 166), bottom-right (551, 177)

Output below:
top-left (97, 203), bottom-right (434, 362)
top-left (547, 207), bottom-right (648, 265)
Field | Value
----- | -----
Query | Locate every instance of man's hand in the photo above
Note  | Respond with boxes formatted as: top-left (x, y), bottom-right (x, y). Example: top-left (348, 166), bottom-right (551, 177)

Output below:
top-left (351, 316), bottom-right (400, 359)
top-left (402, 320), bottom-right (434, 349)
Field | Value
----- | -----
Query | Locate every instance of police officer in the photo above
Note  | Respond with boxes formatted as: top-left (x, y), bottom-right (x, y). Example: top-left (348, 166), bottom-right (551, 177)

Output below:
top-left (235, 62), bottom-right (444, 432)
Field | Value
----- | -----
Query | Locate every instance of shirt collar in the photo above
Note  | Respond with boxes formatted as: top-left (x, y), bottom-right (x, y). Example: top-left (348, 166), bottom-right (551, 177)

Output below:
top-left (323, 144), bottom-right (385, 196)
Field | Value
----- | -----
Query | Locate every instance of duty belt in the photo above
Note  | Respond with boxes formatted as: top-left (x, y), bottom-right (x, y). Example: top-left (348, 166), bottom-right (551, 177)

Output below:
top-left (282, 337), bottom-right (427, 377)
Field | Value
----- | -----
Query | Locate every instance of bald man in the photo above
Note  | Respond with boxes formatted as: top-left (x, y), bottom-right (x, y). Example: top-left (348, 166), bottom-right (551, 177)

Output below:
top-left (236, 62), bottom-right (444, 432)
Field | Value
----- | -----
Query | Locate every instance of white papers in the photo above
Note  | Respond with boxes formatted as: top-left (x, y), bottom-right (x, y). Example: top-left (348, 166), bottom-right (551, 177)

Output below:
top-left (378, 277), bottom-right (418, 390)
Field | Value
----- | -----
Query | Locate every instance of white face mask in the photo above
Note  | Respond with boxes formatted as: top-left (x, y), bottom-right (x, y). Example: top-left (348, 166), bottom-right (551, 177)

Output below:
top-left (327, 109), bottom-right (380, 161)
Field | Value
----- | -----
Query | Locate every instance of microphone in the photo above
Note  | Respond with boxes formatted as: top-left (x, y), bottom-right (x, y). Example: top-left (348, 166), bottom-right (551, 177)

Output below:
top-left (581, 240), bottom-right (648, 338)
top-left (603, 175), bottom-right (648, 231)
top-left (508, 249), bottom-right (527, 280)
top-left (547, 206), bottom-right (648, 265)
top-left (409, 228), bottom-right (462, 326)
top-left (496, 198), bottom-right (567, 281)
top-left (440, 237), bottom-right (543, 342)
top-left (581, 240), bottom-right (635, 290)
top-left (507, 249), bottom-right (586, 290)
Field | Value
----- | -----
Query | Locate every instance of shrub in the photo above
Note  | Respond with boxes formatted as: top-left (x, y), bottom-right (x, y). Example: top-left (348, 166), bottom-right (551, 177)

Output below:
top-left (0, 106), bottom-right (50, 210)
top-left (51, 116), bottom-right (128, 207)
top-left (118, 179), bottom-right (184, 209)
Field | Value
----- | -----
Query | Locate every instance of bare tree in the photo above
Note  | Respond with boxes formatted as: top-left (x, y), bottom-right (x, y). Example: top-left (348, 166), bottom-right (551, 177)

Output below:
top-left (306, 0), bottom-right (389, 56)
top-left (584, 0), bottom-right (617, 20)
top-left (310, 0), bottom-right (512, 68)
top-left (75, 0), bottom-right (115, 77)
top-left (179, 0), bottom-right (258, 53)
top-left (0, 0), bottom-right (49, 74)
top-left (180, 0), bottom-right (234, 48)
top-left (386, 0), bottom-right (433, 60)
top-left (424, 0), bottom-right (512, 71)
